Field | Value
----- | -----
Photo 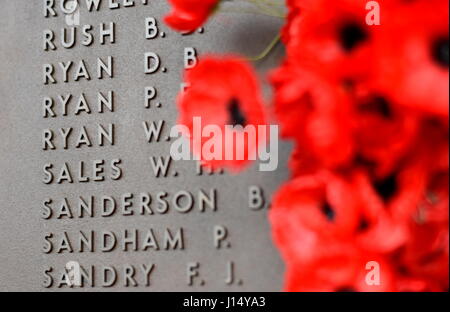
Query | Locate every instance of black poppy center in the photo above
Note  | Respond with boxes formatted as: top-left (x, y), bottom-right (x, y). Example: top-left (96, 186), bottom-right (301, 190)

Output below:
top-left (432, 37), bottom-right (449, 68)
top-left (354, 154), bottom-right (377, 169)
top-left (322, 201), bottom-right (335, 221)
top-left (374, 174), bottom-right (398, 202)
top-left (339, 22), bottom-right (368, 52)
top-left (359, 96), bottom-right (393, 119)
top-left (228, 98), bottom-right (247, 127)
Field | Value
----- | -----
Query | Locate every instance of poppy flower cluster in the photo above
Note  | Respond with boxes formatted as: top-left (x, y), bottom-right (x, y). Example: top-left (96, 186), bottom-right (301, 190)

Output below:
top-left (165, 0), bottom-right (449, 291)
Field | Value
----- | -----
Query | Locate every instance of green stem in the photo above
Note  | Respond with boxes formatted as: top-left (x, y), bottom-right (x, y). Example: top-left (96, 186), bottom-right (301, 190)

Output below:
top-left (248, 33), bottom-right (281, 62)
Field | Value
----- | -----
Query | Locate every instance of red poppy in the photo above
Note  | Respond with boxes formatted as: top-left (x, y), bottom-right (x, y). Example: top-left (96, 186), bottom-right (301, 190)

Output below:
top-left (177, 56), bottom-right (267, 172)
top-left (350, 91), bottom-right (422, 178)
top-left (270, 172), bottom-right (362, 244)
top-left (371, 0), bottom-right (449, 117)
top-left (281, 0), bottom-right (303, 44)
top-left (270, 170), bottom-right (409, 256)
top-left (271, 65), bottom-right (355, 169)
top-left (164, 0), bottom-right (219, 32)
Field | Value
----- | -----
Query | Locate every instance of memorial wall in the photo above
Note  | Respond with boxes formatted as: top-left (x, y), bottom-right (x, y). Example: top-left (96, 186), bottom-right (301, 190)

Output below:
top-left (0, 0), bottom-right (290, 291)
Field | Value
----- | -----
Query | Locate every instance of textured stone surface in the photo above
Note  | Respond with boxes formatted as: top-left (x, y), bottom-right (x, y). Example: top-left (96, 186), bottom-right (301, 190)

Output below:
top-left (0, 0), bottom-right (288, 291)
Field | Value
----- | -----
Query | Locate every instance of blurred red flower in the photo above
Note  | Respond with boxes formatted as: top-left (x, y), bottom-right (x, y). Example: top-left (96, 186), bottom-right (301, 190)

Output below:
top-left (177, 56), bottom-right (267, 172)
top-left (371, 0), bottom-right (449, 117)
top-left (271, 65), bottom-right (355, 169)
top-left (164, 0), bottom-right (219, 32)
top-left (269, 173), bottom-right (397, 291)
top-left (282, 0), bottom-right (382, 82)
top-left (270, 0), bottom-right (449, 291)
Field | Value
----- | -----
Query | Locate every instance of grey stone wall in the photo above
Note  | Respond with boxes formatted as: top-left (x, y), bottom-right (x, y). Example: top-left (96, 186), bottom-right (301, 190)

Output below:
top-left (0, 0), bottom-right (289, 291)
